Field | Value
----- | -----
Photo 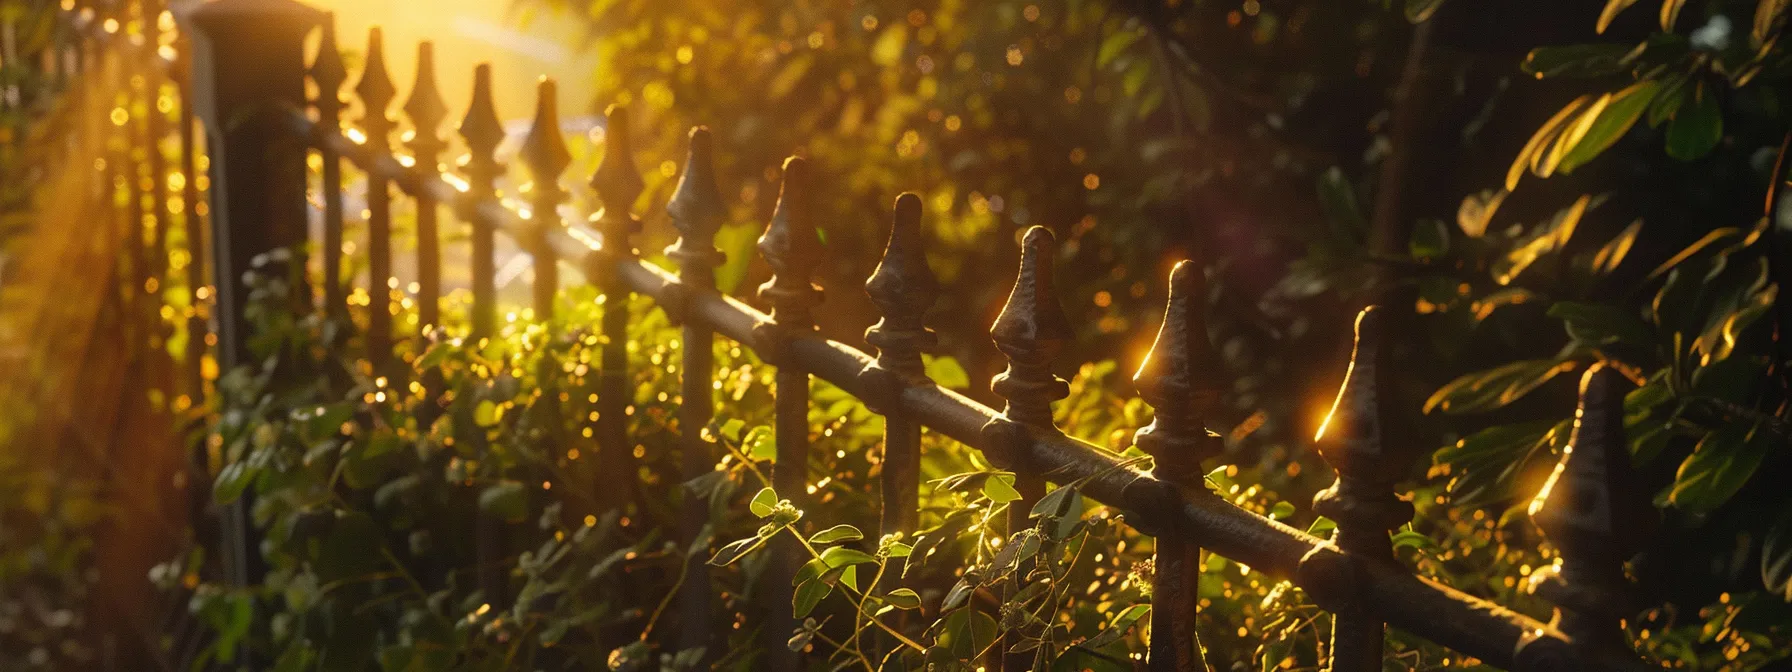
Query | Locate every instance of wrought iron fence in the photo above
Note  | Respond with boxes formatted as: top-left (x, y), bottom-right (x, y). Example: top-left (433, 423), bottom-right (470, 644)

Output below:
top-left (61, 0), bottom-right (1669, 668)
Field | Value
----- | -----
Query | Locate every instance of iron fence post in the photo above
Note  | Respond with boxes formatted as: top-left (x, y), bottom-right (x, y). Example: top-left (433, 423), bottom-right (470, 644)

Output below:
top-left (863, 193), bottom-right (938, 540)
top-left (984, 225), bottom-right (1072, 672)
top-left (588, 104), bottom-right (644, 519)
top-left (185, 0), bottom-right (323, 601)
top-left (665, 126), bottom-right (726, 658)
top-left (754, 155), bottom-right (822, 669)
top-left (1134, 260), bottom-right (1225, 672)
top-left (353, 27), bottom-right (396, 374)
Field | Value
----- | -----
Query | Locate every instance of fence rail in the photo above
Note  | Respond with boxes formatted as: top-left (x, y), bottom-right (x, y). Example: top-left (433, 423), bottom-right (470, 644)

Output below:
top-left (54, 0), bottom-right (1665, 669)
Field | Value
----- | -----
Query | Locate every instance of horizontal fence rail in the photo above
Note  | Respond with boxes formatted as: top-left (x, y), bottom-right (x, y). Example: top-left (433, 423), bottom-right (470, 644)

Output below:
top-left (158, 1), bottom-right (1666, 670)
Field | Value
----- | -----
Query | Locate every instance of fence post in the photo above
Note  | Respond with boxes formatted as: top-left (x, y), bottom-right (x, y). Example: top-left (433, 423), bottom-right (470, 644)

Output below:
top-left (404, 42), bottom-right (447, 333)
top-left (353, 28), bottom-right (396, 373)
top-left (309, 16), bottom-right (346, 318)
top-left (863, 193), bottom-right (937, 539)
top-left (458, 64), bottom-right (503, 340)
top-left (1133, 260), bottom-right (1224, 671)
top-left (1308, 306), bottom-right (1412, 672)
top-left (753, 155), bottom-right (821, 668)
top-left (519, 77), bottom-right (570, 319)
top-left (588, 104), bottom-right (643, 517)
top-left (665, 126), bottom-right (725, 657)
top-left (1529, 363), bottom-right (1650, 658)
top-left (984, 225), bottom-right (1071, 672)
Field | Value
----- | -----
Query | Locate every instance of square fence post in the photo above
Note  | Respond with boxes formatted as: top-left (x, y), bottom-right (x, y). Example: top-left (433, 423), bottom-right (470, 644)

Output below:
top-left (184, 0), bottom-right (322, 594)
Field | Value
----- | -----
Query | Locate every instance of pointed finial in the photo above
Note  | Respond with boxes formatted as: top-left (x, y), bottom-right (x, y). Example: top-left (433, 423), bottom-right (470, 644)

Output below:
top-left (590, 104), bottom-right (645, 253)
top-left (989, 226), bottom-right (1072, 428)
top-left (1132, 261), bottom-right (1225, 484)
top-left (519, 77), bottom-right (571, 198)
top-left (310, 15), bottom-right (346, 119)
top-left (459, 63), bottom-right (505, 168)
top-left (756, 156), bottom-right (824, 328)
top-left (354, 27), bottom-right (396, 145)
top-left (666, 126), bottom-right (726, 267)
top-left (864, 193), bottom-right (939, 379)
top-left (1530, 363), bottom-right (1648, 550)
top-left (592, 104), bottom-right (646, 217)
top-left (1311, 306), bottom-right (1414, 541)
top-left (1528, 362), bottom-right (1650, 650)
top-left (403, 41), bottom-right (448, 158)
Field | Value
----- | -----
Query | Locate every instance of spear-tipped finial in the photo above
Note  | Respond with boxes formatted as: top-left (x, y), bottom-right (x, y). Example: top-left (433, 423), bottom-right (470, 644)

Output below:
top-left (519, 76), bottom-right (571, 198)
top-left (756, 156), bottom-right (824, 327)
top-left (989, 226), bottom-right (1072, 428)
top-left (864, 193), bottom-right (939, 379)
top-left (1311, 306), bottom-right (1414, 540)
top-left (666, 126), bottom-right (726, 266)
top-left (1530, 363), bottom-right (1649, 552)
top-left (1528, 363), bottom-right (1652, 651)
top-left (592, 104), bottom-right (646, 217)
top-left (354, 27), bottom-right (396, 144)
top-left (310, 15), bottom-right (346, 117)
top-left (459, 63), bottom-right (505, 167)
top-left (403, 41), bottom-right (448, 158)
top-left (1133, 260), bottom-right (1225, 484)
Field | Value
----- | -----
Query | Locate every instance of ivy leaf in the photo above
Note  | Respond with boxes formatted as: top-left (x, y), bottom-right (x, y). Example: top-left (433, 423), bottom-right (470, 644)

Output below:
top-left (708, 534), bottom-right (770, 567)
top-left (1666, 83), bottom-right (1722, 161)
top-left (1306, 516), bottom-right (1337, 540)
top-left (1268, 501), bottom-right (1296, 521)
top-left (883, 588), bottom-right (923, 610)
top-left (1084, 604), bottom-right (1151, 649)
top-left (745, 426), bottom-right (776, 462)
top-left (808, 524), bottom-right (864, 545)
top-left (478, 481), bottom-right (529, 523)
top-left (938, 609), bottom-right (999, 660)
top-left (749, 487), bottom-right (778, 518)
top-left (1392, 527), bottom-right (1440, 554)
top-left (1424, 359), bottom-right (1577, 414)
top-left (1666, 422), bottom-right (1772, 515)
top-left (819, 546), bottom-right (877, 568)
top-left (793, 578), bottom-right (831, 618)
top-left (983, 474), bottom-right (1023, 504)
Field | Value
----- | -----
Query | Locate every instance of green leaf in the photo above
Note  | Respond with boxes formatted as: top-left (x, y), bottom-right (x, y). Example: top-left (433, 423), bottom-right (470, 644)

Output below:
top-left (1521, 44), bottom-right (1632, 79)
top-left (1315, 167), bottom-right (1367, 241)
top-left (1548, 302), bottom-right (1654, 347)
top-left (793, 578), bottom-right (831, 618)
top-left (1508, 96), bottom-right (1593, 191)
top-left (720, 418), bottom-right (746, 442)
top-left (750, 487), bottom-right (778, 518)
top-left (1762, 509), bottom-right (1792, 600)
top-left (1433, 420), bottom-right (1567, 508)
top-left (1405, 0), bottom-right (1446, 23)
top-left (983, 474), bottom-right (1022, 504)
top-left (1558, 80), bottom-right (1661, 174)
top-left (1661, 0), bottom-right (1689, 30)
top-left (1425, 360), bottom-right (1577, 414)
top-left (709, 534), bottom-right (770, 566)
top-left (1598, 0), bottom-right (1642, 33)
top-left (1756, 0), bottom-right (1791, 47)
top-left (820, 546), bottom-right (878, 567)
top-left (1666, 83), bottom-right (1722, 161)
top-left (1306, 516), bottom-right (1337, 540)
top-left (473, 400), bottom-right (503, 427)
top-left (924, 355), bottom-right (972, 390)
top-left (1456, 189), bottom-right (1508, 238)
top-left (1268, 501), bottom-right (1296, 521)
top-left (808, 524), bottom-right (864, 545)
top-left (745, 426), bottom-right (776, 462)
top-left (1409, 219), bottom-right (1450, 260)
top-left (1084, 604), bottom-right (1151, 649)
top-left (1588, 219), bottom-right (1642, 275)
top-left (883, 588), bottom-right (923, 610)
top-left (1030, 486), bottom-right (1081, 519)
top-left (1392, 528), bottom-right (1440, 553)
top-left (939, 609), bottom-right (999, 660)
top-left (1097, 29), bottom-right (1141, 67)
top-left (1667, 422), bottom-right (1772, 515)
top-left (478, 481), bottom-right (529, 523)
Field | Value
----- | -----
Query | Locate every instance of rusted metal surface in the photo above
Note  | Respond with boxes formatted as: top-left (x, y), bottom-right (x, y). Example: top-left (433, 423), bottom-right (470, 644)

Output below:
top-left (863, 193), bottom-right (937, 538)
